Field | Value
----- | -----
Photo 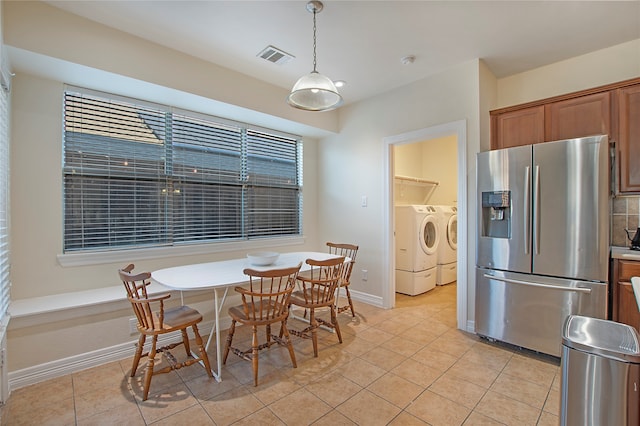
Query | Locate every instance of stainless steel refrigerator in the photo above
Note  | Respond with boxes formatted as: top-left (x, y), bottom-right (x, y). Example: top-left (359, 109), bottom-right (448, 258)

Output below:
top-left (475, 135), bottom-right (610, 357)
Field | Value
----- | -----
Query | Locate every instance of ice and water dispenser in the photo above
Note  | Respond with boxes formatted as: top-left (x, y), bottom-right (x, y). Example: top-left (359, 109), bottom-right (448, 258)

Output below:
top-left (481, 190), bottom-right (511, 239)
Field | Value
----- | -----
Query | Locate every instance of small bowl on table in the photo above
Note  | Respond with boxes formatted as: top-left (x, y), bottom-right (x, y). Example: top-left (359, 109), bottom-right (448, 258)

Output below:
top-left (247, 251), bottom-right (280, 266)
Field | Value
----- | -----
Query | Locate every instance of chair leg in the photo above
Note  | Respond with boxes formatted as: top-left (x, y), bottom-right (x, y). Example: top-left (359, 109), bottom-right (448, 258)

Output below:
top-left (281, 320), bottom-right (297, 368)
top-left (131, 334), bottom-right (146, 377)
top-left (251, 325), bottom-right (259, 386)
top-left (279, 312), bottom-right (286, 339)
top-left (331, 305), bottom-right (343, 344)
top-left (266, 324), bottom-right (272, 347)
top-left (345, 286), bottom-right (356, 317)
top-left (309, 309), bottom-right (319, 358)
top-left (180, 329), bottom-right (191, 357)
top-left (142, 336), bottom-right (158, 401)
top-left (192, 324), bottom-right (213, 377)
top-left (223, 320), bottom-right (236, 364)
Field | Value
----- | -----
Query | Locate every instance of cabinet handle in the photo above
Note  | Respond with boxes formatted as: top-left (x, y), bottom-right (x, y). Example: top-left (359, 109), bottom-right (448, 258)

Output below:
top-left (609, 140), bottom-right (617, 196)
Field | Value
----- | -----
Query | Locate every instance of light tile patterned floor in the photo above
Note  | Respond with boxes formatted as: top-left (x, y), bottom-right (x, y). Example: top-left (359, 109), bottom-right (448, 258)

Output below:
top-left (0, 284), bottom-right (561, 425)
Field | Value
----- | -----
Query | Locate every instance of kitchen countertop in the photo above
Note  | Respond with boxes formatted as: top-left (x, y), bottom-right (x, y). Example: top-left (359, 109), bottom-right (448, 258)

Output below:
top-left (611, 246), bottom-right (640, 261)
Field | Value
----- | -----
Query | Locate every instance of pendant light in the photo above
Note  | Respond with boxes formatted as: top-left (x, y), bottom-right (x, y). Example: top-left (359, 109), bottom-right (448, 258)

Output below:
top-left (287, 1), bottom-right (343, 112)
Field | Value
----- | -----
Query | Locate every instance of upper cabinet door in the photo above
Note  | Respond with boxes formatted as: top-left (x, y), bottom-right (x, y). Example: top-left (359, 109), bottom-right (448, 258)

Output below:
top-left (618, 84), bottom-right (640, 193)
top-left (491, 105), bottom-right (544, 150)
top-left (544, 92), bottom-right (611, 142)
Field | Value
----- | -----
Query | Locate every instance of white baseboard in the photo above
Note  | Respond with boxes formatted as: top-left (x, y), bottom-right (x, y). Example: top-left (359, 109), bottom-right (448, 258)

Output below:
top-left (349, 289), bottom-right (383, 308)
top-left (7, 318), bottom-right (224, 392)
top-left (466, 319), bottom-right (475, 334)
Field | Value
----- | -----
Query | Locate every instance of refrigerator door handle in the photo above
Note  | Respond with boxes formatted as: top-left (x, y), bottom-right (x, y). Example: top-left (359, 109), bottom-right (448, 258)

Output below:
top-left (524, 166), bottom-right (530, 254)
top-left (482, 273), bottom-right (592, 294)
top-left (533, 165), bottom-right (541, 255)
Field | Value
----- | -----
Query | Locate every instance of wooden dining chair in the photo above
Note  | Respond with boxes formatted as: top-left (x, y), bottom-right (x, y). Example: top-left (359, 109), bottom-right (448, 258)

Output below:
top-left (327, 242), bottom-right (359, 317)
top-left (119, 264), bottom-right (213, 400)
top-left (222, 263), bottom-right (302, 386)
top-left (288, 256), bottom-right (345, 357)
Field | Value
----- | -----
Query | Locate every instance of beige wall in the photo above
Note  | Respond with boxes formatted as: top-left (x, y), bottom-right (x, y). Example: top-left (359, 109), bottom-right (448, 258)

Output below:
top-left (394, 135), bottom-right (458, 206)
top-left (478, 60), bottom-right (498, 152)
top-left (317, 59), bottom-right (482, 322)
top-left (394, 143), bottom-right (423, 181)
top-left (497, 39), bottom-right (640, 108)
top-left (421, 135), bottom-right (458, 206)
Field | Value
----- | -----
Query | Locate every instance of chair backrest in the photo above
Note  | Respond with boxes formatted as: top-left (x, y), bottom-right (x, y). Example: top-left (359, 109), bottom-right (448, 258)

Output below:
top-left (239, 263), bottom-right (302, 321)
top-left (119, 264), bottom-right (170, 332)
top-left (298, 256), bottom-right (345, 305)
top-left (327, 242), bottom-right (359, 283)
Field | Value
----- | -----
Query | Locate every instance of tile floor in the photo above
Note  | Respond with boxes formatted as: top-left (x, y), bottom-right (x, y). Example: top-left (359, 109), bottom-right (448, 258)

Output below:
top-left (0, 283), bottom-right (562, 425)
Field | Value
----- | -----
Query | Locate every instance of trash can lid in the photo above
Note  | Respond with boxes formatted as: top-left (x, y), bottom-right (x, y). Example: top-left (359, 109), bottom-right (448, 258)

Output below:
top-left (562, 315), bottom-right (640, 363)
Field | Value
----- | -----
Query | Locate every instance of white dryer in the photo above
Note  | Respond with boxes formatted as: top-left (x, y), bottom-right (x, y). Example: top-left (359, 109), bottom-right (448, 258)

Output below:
top-left (395, 205), bottom-right (440, 295)
top-left (434, 205), bottom-right (457, 285)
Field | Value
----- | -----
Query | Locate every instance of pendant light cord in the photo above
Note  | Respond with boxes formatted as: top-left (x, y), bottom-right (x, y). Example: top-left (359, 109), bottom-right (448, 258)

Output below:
top-left (312, 8), bottom-right (317, 73)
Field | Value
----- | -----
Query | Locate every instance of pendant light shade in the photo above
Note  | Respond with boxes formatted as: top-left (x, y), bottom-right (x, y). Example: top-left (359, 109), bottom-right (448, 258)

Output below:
top-left (287, 1), bottom-right (342, 112)
top-left (289, 71), bottom-right (342, 111)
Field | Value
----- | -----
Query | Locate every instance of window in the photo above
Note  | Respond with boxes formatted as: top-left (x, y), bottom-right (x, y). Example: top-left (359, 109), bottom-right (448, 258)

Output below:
top-left (63, 88), bottom-right (302, 253)
top-left (0, 69), bottom-right (10, 326)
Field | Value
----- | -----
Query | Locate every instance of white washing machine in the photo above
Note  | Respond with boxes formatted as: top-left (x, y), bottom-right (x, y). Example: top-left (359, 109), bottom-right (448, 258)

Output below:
top-left (395, 205), bottom-right (440, 295)
top-left (434, 205), bottom-right (457, 285)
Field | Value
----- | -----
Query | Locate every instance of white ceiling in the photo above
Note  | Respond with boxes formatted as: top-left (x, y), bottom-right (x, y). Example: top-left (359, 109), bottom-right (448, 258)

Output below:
top-left (42, 1), bottom-right (640, 106)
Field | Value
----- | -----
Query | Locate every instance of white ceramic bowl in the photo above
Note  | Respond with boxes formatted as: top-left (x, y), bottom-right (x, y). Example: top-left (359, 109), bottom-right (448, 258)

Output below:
top-left (247, 251), bottom-right (280, 266)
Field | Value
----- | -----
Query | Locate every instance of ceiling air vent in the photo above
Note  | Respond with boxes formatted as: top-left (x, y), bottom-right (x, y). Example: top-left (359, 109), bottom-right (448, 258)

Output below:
top-left (257, 45), bottom-right (294, 65)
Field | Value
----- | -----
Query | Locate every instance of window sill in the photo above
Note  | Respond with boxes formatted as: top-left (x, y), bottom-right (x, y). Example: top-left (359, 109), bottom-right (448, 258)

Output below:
top-left (56, 236), bottom-right (305, 267)
top-left (9, 282), bottom-right (165, 329)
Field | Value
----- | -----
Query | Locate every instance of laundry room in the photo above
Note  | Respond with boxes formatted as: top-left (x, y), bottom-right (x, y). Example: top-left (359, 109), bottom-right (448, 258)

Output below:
top-left (393, 134), bottom-right (458, 302)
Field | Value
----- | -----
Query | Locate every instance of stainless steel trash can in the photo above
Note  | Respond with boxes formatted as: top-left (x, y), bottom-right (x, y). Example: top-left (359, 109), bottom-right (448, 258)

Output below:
top-left (561, 315), bottom-right (640, 426)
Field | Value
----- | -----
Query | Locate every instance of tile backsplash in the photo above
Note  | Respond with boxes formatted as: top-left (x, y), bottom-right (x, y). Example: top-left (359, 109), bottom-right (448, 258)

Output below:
top-left (612, 195), bottom-right (640, 247)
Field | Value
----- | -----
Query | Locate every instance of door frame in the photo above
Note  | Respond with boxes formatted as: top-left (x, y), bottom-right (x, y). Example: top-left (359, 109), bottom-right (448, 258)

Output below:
top-left (382, 120), bottom-right (469, 331)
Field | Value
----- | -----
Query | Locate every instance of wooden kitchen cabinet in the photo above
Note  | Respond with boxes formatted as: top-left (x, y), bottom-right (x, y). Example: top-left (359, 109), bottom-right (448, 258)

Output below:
top-left (617, 83), bottom-right (640, 193)
top-left (489, 77), bottom-right (640, 193)
top-left (544, 91), bottom-right (611, 142)
top-left (489, 89), bottom-right (612, 150)
top-left (612, 259), bottom-right (640, 332)
top-left (491, 105), bottom-right (545, 149)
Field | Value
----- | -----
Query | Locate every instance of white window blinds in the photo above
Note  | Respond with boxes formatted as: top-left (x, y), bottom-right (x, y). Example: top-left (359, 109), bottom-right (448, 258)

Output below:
top-left (63, 88), bottom-right (302, 252)
top-left (0, 69), bottom-right (10, 328)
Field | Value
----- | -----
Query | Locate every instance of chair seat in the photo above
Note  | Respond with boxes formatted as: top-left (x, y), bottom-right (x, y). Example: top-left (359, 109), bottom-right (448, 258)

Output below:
top-left (139, 305), bottom-right (203, 335)
top-left (162, 305), bottom-right (203, 328)
top-left (290, 290), bottom-right (334, 309)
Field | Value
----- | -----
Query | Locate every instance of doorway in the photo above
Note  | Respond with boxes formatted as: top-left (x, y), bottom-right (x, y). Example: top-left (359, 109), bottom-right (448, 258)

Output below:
top-left (382, 120), bottom-right (469, 331)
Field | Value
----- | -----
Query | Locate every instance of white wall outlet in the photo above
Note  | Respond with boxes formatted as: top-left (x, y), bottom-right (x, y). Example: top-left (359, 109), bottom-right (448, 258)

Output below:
top-left (129, 318), bottom-right (138, 334)
top-left (361, 196), bottom-right (368, 207)
top-left (362, 269), bottom-right (368, 281)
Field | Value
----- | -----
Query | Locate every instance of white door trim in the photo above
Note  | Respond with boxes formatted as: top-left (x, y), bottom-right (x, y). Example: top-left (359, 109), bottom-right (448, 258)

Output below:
top-left (382, 120), bottom-right (468, 332)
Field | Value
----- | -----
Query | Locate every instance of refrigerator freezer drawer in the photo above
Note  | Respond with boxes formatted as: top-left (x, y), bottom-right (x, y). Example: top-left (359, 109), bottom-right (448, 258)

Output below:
top-left (475, 268), bottom-right (608, 357)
